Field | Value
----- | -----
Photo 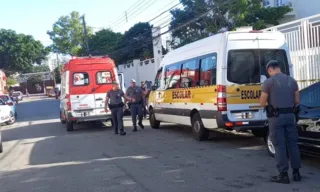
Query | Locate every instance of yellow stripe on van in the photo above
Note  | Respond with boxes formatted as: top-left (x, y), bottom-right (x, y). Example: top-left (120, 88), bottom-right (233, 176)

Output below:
top-left (148, 84), bottom-right (263, 105)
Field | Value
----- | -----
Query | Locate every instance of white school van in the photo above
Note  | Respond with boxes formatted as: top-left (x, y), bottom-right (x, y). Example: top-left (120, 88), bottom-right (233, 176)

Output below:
top-left (148, 29), bottom-right (293, 141)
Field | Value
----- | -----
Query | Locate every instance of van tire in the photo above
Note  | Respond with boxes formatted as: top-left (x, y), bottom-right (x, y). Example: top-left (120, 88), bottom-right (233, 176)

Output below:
top-left (0, 143), bottom-right (3, 153)
top-left (191, 112), bottom-right (209, 141)
top-left (149, 108), bottom-right (160, 129)
top-left (66, 121), bottom-right (74, 132)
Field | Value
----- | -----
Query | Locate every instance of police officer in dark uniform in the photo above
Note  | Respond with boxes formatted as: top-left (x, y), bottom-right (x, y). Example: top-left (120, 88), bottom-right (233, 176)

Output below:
top-left (141, 81), bottom-right (147, 119)
top-left (260, 60), bottom-right (301, 184)
top-left (106, 81), bottom-right (133, 136)
top-left (126, 79), bottom-right (148, 132)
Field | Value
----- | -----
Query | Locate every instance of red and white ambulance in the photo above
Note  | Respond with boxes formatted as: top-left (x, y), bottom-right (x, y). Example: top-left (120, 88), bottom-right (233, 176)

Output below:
top-left (59, 55), bottom-right (122, 131)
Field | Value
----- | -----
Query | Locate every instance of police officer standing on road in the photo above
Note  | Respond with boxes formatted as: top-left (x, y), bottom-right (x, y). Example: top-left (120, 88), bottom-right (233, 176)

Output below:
top-left (126, 79), bottom-right (149, 132)
top-left (105, 81), bottom-right (133, 136)
top-left (260, 60), bottom-right (301, 184)
top-left (141, 81), bottom-right (148, 119)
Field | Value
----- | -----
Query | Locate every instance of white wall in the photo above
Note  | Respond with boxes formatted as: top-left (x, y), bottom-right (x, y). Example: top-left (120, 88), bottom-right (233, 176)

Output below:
top-left (117, 58), bottom-right (158, 88)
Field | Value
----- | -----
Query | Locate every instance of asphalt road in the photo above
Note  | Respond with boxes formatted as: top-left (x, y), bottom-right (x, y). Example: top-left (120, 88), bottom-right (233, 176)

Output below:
top-left (0, 96), bottom-right (320, 192)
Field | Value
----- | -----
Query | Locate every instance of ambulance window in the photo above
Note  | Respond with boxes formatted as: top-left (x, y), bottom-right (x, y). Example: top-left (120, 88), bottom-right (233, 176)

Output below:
top-left (200, 54), bottom-right (217, 86)
top-left (164, 63), bottom-right (181, 89)
top-left (96, 71), bottom-right (112, 84)
top-left (181, 59), bottom-right (199, 88)
top-left (73, 72), bottom-right (89, 86)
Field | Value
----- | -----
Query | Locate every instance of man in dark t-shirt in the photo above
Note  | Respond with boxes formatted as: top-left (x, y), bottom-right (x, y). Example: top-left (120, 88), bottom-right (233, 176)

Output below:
top-left (106, 82), bottom-right (133, 136)
top-left (126, 79), bottom-right (148, 132)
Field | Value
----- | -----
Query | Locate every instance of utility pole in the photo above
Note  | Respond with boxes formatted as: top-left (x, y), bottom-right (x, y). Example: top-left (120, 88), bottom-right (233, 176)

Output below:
top-left (125, 11), bottom-right (128, 22)
top-left (80, 15), bottom-right (90, 55)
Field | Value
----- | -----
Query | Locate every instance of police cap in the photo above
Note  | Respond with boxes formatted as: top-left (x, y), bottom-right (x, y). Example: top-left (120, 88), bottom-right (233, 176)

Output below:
top-left (266, 60), bottom-right (280, 69)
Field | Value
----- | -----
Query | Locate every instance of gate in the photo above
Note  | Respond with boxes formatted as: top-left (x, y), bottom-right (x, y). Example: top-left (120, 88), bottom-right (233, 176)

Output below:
top-left (263, 14), bottom-right (320, 89)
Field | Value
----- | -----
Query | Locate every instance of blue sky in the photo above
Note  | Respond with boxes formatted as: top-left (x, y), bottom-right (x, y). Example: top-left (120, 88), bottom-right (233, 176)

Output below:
top-left (0, 0), bottom-right (180, 46)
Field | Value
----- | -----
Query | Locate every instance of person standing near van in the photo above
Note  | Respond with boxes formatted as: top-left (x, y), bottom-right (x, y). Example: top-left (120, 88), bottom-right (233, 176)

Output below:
top-left (260, 60), bottom-right (301, 184)
top-left (106, 81), bottom-right (133, 136)
top-left (126, 79), bottom-right (149, 132)
top-left (141, 81), bottom-right (147, 119)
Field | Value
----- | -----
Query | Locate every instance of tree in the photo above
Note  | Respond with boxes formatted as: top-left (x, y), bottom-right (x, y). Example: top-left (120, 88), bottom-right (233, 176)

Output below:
top-left (6, 76), bottom-right (18, 87)
top-left (169, 0), bottom-right (292, 48)
top-left (112, 22), bottom-right (153, 63)
top-left (31, 64), bottom-right (50, 73)
top-left (0, 29), bottom-right (49, 74)
top-left (54, 65), bottom-right (62, 84)
top-left (47, 11), bottom-right (91, 56)
top-left (88, 29), bottom-right (123, 56)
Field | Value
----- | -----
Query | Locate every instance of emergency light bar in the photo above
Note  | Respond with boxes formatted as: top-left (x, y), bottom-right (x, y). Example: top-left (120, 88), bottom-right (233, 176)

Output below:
top-left (71, 55), bottom-right (109, 59)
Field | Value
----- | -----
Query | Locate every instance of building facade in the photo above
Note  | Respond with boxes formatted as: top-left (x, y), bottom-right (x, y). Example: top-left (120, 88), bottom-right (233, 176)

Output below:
top-left (264, 0), bottom-right (320, 23)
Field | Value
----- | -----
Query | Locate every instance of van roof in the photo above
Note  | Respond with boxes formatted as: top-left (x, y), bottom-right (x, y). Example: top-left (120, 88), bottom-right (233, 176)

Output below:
top-left (159, 31), bottom-right (284, 68)
top-left (62, 56), bottom-right (116, 72)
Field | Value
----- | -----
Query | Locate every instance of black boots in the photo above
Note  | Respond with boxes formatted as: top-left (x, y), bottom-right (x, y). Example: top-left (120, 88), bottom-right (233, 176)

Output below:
top-left (120, 130), bottom-right (126, 136)
top-left (138, 122), bottom-right (144, 129)
top-left (293, 169), bottom-right (301, 181)
top-left (270, 170), bottom-right (302, 184)
top-left (270, 172), bottom-right (290, 184)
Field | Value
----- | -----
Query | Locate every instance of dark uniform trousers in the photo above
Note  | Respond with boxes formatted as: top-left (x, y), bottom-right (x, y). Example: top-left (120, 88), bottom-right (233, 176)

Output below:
top-left (130, 102), bottom-right (143, 128)
top-left (111, 107), bottom-right (124, 133)
top-left (269, 113), bottom-right (301, 173)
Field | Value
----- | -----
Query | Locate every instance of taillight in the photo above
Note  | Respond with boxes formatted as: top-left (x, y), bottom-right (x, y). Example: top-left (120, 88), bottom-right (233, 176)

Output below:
top-left (217, 85), bottom-right (227, 111)
top-left (66, 94), bottom-right (71, 111)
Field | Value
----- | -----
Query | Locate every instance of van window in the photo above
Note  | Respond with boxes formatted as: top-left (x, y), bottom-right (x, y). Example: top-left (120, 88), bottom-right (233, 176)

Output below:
top-left (181, 60), bottom-right (199, 88)
top-left (200, 54), bottom-right (217, 86)
top-left (154, 68), bottom-right (162, 89)
top-left (227, 49), bottom-right (289, 84)
top-left (73, 72), bottom-right (89, 86)
top-left (165, 63), bottom-right (181, 89)
top-left (96, 71), bottom-right (112, 84)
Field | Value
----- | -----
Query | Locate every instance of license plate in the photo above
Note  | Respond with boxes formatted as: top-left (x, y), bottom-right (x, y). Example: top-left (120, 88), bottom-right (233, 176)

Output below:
top-left (80, 111), bottom-right (91, 117)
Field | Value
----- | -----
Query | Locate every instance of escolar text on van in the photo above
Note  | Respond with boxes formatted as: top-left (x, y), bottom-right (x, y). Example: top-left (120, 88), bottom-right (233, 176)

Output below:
top-left (148, 30), bottom-right (293, 141)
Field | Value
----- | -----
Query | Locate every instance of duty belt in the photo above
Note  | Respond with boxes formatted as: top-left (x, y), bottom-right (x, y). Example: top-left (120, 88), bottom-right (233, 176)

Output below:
top-left (277, 107), bottom-right (294, 114)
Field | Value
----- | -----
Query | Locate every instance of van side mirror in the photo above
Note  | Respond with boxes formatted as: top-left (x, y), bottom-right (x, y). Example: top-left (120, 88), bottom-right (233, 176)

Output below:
top-left (151, 85), bottom-right (157, 91)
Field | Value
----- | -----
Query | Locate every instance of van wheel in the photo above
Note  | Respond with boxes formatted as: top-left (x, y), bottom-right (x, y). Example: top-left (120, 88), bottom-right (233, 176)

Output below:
top-left (60, 111), bottom-right (66, 124)
top-left (149, 108), bottom-right (160, 129)
top-left (264, 130), bottom-right (275, 157)
top-left (191, 113), bottom-right (209, 141)
top-left (66, 121), bottom-right (74, 132)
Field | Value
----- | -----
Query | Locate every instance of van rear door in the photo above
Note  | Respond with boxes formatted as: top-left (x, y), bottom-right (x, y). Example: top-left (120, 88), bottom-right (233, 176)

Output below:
top-left (70, 69), bottom-right (96, 117)
top-left (93, 70), bottom-right (114, 116)
top-left (225, 32), bottom-right (290, 122)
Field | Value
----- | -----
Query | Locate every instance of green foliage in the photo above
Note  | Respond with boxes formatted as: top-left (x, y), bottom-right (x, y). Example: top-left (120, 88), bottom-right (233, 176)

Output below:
top-left (31, 64), bottom-right (50, 73)
top-left (47, 11), bottom-right (91, 56)
top-left (170, 0), bottom-right (292, 48)
top-left (0, 29), bottom-right (49, 74)
top-left (27, 74), bottom-right (43, 85)
top-left (89, 22), bottom-right (153, 64)
top-left (54, 65), bottom-right (62, 84)
top-left (6, 76), bottom-right (18, 87)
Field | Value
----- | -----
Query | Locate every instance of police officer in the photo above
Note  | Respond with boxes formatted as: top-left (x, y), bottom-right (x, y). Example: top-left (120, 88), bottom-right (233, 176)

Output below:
top-left (126, 79), bottom-right (148, 132)
top-left (260, 60), bottom-right (301, 184)
top-left (106, 81), bottom-right (133, 136)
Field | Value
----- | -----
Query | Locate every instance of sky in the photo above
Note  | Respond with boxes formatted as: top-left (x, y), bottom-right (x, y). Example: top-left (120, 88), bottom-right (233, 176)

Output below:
top-left (0, 0), bottom-right (181, 46)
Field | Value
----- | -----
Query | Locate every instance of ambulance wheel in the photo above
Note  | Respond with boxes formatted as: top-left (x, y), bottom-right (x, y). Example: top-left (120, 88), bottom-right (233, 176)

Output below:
top-left (191, 112), bottom-right (209, 141)
top-left (66, 121), bottom-right (74, 132)
top-left (149, 108), bottom-right (160, 129)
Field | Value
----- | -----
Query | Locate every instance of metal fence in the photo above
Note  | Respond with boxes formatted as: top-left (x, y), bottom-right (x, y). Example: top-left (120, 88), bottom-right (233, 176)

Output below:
top-left (263, 14), bottom-right (320, 89)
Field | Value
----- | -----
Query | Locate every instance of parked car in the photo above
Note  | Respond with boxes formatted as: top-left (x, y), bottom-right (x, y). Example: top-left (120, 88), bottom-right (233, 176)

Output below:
top-left (265, 82), bottom-right (320, 158)
top-left (12, 91), bottom-right (23, 102)
top-left (0, 94), bottom-right (17, 122)
top-left (0, 97), bottom-right (17, 153)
